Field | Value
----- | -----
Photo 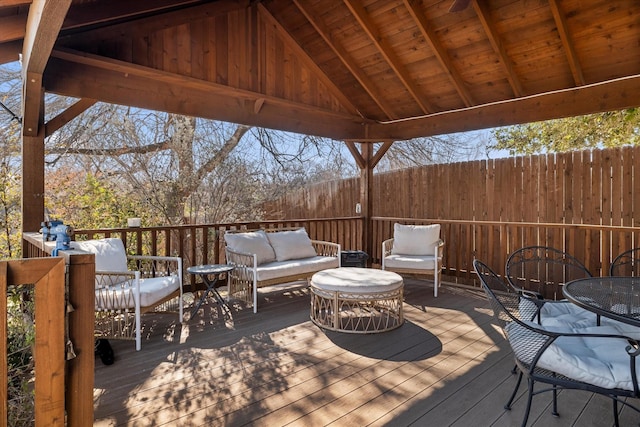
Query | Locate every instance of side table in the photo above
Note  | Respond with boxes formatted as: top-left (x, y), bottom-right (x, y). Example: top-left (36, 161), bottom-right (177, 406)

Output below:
top-left (187, 264), bottom-right (234, 317)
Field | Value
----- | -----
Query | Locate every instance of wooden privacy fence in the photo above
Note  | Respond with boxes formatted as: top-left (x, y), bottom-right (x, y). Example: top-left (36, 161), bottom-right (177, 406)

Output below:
top-left (371, 217), bottom-right (640, 290)
top-left (263, 145), bottom-right (640, 227)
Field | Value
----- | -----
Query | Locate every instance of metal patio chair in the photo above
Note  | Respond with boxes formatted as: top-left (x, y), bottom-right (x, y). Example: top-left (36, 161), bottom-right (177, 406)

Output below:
top-left (505, 246), bottom-right (592, 300)
top-left (610, 247), bottom-right (640, 277)
top-left (474, 259), bottom-right (640, 427)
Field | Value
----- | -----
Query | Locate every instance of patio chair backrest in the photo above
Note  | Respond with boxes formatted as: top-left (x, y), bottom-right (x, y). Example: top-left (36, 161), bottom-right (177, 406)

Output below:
top-left (505, 246), bottom-right (592, 300)
top-left (610, 248), bottom-right (640, 277)
top-left (473, 260), bottom-right (528, 328)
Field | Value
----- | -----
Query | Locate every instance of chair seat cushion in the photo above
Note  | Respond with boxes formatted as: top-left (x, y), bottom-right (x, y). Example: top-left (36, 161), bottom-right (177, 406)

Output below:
top-left (255, 256), bottom-right (339, 282)
top-left (507, 322), bottom-right (640, 391)
top-left (95, 275), bottom-right (180, 310)
top-left (384, 254), bottom-right (440, 270)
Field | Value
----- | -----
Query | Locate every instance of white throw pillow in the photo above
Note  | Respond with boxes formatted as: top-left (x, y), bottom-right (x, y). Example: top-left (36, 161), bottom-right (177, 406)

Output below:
top-left (224, 230), bottom-right (276, 265)
top-left (71, 238), bottom-right (128, 271)
top-left (267, 228), bottom-right (317, 262)
top-left (392, 223), bottom-right (440, 256)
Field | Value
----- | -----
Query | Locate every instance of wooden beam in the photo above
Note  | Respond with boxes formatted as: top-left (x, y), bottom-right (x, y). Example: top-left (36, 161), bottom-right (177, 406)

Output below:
top-left (359, 143), bottom-right (373, 261)
top-left (548, 0), bottom-right (585, 86)
top-left (0, 0), bottom-right (31, 6)
top-left (0, 12), bottom-right (28, 43)
top-left (22, 0), bottom-right (71, 75)
top-left (293, 0), bottom-right (398, 120)
top-left (0, 39), bottom-right (22, 65)
top-left (22, 0), bottom-right (71, 136)
top-left (344, 0), bottom-right (434, 114)
top-left (366, 74), bottom-right (640, 141)
top-left (404, 0), bottom-right (474, 107)
top-left (257, 3), bottom-right (361, 117)
top-left (371, 141), bottom-right (393, 169)
top-left (344, 141), bottom-right (365, 169)
top-left (473, 0), bottom-right (523, 97)
top-left (45, 98), bottom-right (97, 137)
top-left (44, 53), bottom-right (369, 140)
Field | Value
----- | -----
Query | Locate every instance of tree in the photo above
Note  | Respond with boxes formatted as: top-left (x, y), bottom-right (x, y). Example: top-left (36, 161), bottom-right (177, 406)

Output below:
top-left (489, 109), bottom-right (640, 156)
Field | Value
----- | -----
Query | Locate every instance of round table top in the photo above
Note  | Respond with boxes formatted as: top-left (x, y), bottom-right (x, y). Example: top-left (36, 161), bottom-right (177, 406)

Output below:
top-left (187, 264), bottom-right (234, 275)
top-left (563, 276), bottom-right (640, 327)
top-left (311, 267), bottom-right (403, 293)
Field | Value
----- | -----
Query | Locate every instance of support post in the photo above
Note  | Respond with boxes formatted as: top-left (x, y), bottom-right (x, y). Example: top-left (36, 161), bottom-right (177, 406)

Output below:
top-left (21, 86), bottom-right (45, 248)
top-left (360, 143), bottom-right (373, 263)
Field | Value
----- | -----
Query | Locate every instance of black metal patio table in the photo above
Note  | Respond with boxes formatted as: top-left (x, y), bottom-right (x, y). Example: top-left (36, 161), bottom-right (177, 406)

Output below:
top-left (187, 264), bottom-right (234, 317)
top-left (563, 277), bottom-right (640, 327)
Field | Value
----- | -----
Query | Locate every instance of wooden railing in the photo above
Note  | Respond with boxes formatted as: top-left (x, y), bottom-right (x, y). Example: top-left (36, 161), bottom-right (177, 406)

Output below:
top-left (372, 217), bottom-right (640, 286)
top-left (18, 215), bottom-right (640, 425)
top-left (2, 256), bottom-right (94, 427)
top-left (69, 216), bottom-right (640, 287)
top-left (71, 217), bottom-right (363, 291)
top-left (18, 238), bottom-right (97, 427)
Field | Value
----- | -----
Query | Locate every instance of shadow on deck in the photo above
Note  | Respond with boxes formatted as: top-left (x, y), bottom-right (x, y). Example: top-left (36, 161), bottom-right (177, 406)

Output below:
top-left (93, 279), bottom-right (639, 426)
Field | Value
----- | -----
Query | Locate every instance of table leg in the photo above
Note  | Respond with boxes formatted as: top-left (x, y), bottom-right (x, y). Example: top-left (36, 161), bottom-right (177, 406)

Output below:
top-left (191, 274), bottom-right (231, 318)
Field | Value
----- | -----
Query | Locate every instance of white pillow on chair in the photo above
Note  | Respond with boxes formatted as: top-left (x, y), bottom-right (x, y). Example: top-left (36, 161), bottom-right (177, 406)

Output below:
top-left (71, 238), bottom-right (129, 271)
top-left (392, 223), bottom-right (440, 256)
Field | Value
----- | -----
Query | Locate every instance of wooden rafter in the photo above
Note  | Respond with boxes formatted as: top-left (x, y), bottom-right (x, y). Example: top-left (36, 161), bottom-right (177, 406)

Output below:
top-left (292, 0), bottom-right (398, 120)
top-left (548, 0), bottom-right (585, 86)
top-left (257, 3), bottom-right (361, 117)
top-left (473, 0), bottom-right (523, 97)
top-left (45, 49), bottom-right (369, 140)
top-left (403, 0), bottom-right (474, 107)
top-left (344, 0), bottom-right (435, 114)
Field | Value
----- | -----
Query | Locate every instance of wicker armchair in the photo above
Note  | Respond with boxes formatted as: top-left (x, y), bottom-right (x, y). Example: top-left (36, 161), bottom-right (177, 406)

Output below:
top-left (505, 246), bottom-right (592, 300)
top-left (610, 248), bottom-right (640, 276)
top-left (474, 259), bottom-right (640, 427)
top-left (381, 223), bottom-right (444, 297)
top-left (72, 238), bottom-right (183, 351)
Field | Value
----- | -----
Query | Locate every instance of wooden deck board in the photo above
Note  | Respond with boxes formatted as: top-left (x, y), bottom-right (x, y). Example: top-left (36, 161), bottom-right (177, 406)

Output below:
top-left (93, 279), bottom-right (640, 426)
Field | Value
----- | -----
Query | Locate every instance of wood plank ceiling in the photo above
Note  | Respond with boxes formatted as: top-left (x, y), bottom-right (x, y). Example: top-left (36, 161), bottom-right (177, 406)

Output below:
top-left (1, 0), bottom-right (639, 141)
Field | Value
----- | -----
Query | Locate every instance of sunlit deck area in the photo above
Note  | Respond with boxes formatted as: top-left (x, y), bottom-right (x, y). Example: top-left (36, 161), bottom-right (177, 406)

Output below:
top-left (93, 279), bottom-right (639, 427)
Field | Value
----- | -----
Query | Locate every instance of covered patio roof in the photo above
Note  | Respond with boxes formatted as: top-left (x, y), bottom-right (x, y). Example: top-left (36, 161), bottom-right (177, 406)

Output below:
top-left (2, 0), bottom-right (639, 231)
top-left (2, 0), bottom-right (639, 141)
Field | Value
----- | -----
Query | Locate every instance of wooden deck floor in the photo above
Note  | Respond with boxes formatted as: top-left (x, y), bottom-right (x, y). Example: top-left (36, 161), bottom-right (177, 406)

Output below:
top-left (93, 279), bottom-right (640, 426)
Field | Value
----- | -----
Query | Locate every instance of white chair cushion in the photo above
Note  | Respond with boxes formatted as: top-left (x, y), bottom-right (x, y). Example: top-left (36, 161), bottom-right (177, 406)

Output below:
top-left (224, 230), bottom-right (276, 265)
top-left (71, 238), bottom-right (128, 271)
top-left (392, 223), bottom-right (440, 256)
top-left (95, 275), bottom-right (180, 310)
top-left (267, 228), bottom-right (317, 262)
top-left (383, 254), bottom-right (440, 270)
top-left (507, 322), bottom-right (640, 391)
top-left (255, 256), bottom-right (338, 282)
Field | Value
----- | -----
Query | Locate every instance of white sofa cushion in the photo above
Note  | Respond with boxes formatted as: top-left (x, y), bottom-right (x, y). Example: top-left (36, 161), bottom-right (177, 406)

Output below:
top-left (267, 228), bottom-right (317, 262)
top-left (392, 223), bottom-right (440, 255)
top-left (383, 254), bottom-right (440, 270)
top-left (507, 322), bottom-right (640, 391)
top-left (224, 230), bottom-right (276, 265)
top-left (95, 275), bottom-right (180, 310)
top-left (71, 238), bottom-right (128, 271)
top-left (255, 256), bottom-right (338, 282)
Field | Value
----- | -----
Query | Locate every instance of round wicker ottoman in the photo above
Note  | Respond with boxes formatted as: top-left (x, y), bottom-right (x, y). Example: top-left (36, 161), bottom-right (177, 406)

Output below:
top-left (310, 267), bottom-right (404, 333)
